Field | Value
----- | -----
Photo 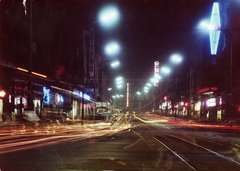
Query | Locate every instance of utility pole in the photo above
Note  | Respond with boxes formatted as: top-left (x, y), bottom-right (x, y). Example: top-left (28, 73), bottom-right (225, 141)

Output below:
top-left (229, 36), bottom-right (233, 127)
top-left (189, 67), bottom-right (192, 118)
top-left (27, 0), bottom-right (34, 112)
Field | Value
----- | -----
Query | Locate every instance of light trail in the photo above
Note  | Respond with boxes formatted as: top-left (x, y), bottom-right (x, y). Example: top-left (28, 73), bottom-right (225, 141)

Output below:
top-left (133, 114), bottom-right (168, 123)
top-left (0, 120), bottom-right (131, 154)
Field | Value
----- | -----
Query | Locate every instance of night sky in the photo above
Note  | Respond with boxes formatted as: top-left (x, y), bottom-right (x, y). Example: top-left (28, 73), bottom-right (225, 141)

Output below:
top-left (86, 0), bottom-right (216, 82)
top-left (0, 0), bottom-right (219, 85)
top-left (42, 0), bottom-right (238, 93)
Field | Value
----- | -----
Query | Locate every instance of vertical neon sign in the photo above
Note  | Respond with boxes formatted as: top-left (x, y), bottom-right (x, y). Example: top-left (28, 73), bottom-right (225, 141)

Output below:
top-left (209, 2), bottom-right (221, 55)
top-left (126, 83), bottom-right (129, 108)
top-left (154, 61), bottom-right (159, 87)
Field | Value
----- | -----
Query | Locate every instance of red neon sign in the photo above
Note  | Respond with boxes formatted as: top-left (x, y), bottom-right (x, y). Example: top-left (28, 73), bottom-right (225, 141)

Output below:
top-left (198, 87), bottom-right (218, 93)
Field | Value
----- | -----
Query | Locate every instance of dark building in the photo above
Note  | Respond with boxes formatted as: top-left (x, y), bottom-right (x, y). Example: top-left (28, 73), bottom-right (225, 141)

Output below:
top-left (195, 0), bottom-right (240, 122)
top-left (0, 0), bottom-right (95, 122)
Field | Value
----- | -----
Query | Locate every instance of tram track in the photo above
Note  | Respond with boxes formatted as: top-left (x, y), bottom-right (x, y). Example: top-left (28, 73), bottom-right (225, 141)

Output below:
top-left (133, 122), bottom-right (240, 170)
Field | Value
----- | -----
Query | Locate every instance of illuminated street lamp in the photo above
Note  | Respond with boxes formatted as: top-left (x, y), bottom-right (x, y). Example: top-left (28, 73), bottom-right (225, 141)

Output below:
top-left (170, 54), bottom-right (183, 64)
top-left (110, 60), bottom-right (120, 68)
top-left (115, 76), bottom-right (124, 90)
top-left (98, 5), bottom-right (120, 29)
top-left (104, 41), bottom-right (121, 57)
top-left (143, 86), bottom-right (149, 93)
top-left (83, 4), bottom-right (120, 121)
top-left (136, 91), bottom-right (141, 95)
top-left (161, 66), bottom-right (171, 75)
top-left (160, 66), bottom-right (171, 116)
top-left (169, 53), bottom-right (183, 119)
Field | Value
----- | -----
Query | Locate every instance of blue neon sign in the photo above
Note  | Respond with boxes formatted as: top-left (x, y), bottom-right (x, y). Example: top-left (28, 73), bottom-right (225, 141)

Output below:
top-left (43, 87), bottom-right (50, 104)
top-left (209, 2), bottom-right (221, 55)
top-left (73, 89), bottom-right (90, 101)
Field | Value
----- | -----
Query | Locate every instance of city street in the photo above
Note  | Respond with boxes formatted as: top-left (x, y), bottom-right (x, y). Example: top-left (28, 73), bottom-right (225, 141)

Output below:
top-left (0, 114), bottom-right (240, 171)
top-left (1, 1), bottom-right (240, 170)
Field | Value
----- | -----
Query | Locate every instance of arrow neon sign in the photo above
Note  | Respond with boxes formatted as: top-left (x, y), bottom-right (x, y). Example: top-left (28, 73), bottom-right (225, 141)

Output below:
top-left (209, 2), bottom-right (221, 55)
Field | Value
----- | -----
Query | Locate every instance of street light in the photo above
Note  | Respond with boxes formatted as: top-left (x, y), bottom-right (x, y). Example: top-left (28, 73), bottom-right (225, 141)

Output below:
top-left (98, 5), bottom-right (120, 29)
top-left (160, 66), bottom-right (171, 116)
top-left (160, 54), bottom-right (183, 117)
top-left (170, 54), bottom-right (183, 64)
top-left (115, 76), bottom-right (124, 89)
top-left (110, 60), bottom-right (120, 68)
top-left (136, 91), bottom-right (141, 95)
top-left (161, 66), bottom-right (171, 75)
top-left (83, 4), bottom-right (120, 121)
top-left (104, 41), bottom-right (121, 57)
top-left (169, 54), bottom-right (183, 119)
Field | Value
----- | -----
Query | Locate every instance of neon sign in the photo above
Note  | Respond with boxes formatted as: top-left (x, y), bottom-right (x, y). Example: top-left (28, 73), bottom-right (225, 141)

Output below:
top-left (73, 89), bottom-right (90, 101)
top-left (154, 61), bottom-right (160, 87)
top-left (209, 2), bottom-right (221, 55)
top-left (198, 87), bottom-right (218, 93)
top-left (43, 87), bottom-right (50, 104)
top-left (126, 83), bottom-right (129, 107)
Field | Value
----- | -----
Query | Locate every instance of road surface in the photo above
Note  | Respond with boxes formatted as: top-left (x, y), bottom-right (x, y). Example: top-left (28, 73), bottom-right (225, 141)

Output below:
top-left (0, 114), bottom-right (240, 171)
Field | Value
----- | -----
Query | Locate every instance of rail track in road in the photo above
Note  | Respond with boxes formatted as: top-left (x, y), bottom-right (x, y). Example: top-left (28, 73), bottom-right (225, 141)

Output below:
top-left (133, 122), bottom-right (240, 171)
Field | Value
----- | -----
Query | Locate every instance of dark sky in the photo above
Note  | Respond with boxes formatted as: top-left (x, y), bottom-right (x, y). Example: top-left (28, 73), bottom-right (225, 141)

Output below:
top-left (33, 0), bottom-right (217, 84)
top-left (87, 0), bottom-right (215, 82)
top-left (11, 0), bottom-right (217, 85)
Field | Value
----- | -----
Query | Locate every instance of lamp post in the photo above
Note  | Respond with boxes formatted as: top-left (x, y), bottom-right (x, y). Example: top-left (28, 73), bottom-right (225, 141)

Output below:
top-left (27, 0), bottom-right (34, 116)
top-left (159, 54), bottom-right (183, 118)
top-left (83, 4), bottom-right (120, 121)
top-left (160, 66), bottom-right (171, 116)
top-left (169, 54), bottom-right (183, 120)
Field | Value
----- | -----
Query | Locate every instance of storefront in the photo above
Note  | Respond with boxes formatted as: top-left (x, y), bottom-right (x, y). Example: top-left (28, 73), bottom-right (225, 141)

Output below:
top-left (72, 88), bottom-right (93, 120)
top-left (2, 80), bottom-right (28, 121)
top-left (197, 87), bottom-right (222, 122)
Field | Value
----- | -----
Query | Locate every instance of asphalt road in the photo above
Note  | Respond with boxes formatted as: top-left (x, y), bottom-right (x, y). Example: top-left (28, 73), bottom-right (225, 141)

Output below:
top-left (0, 115), bottom-right (240, 171)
